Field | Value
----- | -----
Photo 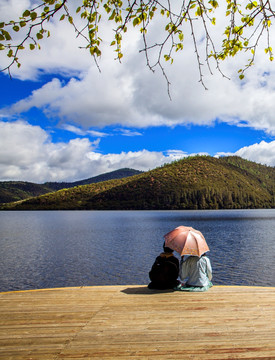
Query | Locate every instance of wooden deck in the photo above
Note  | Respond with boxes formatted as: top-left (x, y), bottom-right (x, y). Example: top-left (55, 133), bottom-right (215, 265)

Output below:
top-left (0, 285), bottom-right (275, 359)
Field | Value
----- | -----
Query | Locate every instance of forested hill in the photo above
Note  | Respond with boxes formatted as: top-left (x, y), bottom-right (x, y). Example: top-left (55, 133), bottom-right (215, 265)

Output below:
top-left (1, 156), bottom-right (274, 210)
top-left (0, 168), bottom-right (142, 204)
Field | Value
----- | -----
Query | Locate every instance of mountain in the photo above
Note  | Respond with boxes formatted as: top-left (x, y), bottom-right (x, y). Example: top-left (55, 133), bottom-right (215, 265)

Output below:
top-left (0, 182), bottom-right (52, 204)
top-left (0, 168), bottom-right (143, 204)
top-left (44, 168), bottom-right (143, 190)
top-left (2, 156), bottom-right (274, 210)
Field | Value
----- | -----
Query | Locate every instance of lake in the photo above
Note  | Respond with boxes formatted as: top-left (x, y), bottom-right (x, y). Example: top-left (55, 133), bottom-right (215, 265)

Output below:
top-left (0, 209), bottom-right (274, 292)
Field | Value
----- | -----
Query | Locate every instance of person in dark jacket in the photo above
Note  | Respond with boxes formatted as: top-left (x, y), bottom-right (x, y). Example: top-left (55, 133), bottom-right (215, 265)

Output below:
top-left (148, 242), bottom-right (180, 290)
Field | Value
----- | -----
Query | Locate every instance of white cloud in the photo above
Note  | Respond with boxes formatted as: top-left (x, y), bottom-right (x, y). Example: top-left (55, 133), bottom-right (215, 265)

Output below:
top-left (1, 0), bottom-right (275, 135)
top-left (0, 120), bottom-right (100, 182)
top-left (216, 140), bottom-right (275, 167)
top-left (0, 120), bottom-right (177, 182)
top-left (0, 1), bottom-right (91, 79)
top-left (62, 124), bottom-right (87, 136)
top-left (0, 121), bottom-right (273, 183)
top-left (62, 124), bottom-right (108, 138)
top-left (2, 33), bottom-right (275, 135)
top-left (118, 129), bottom-right (142, 137)
top-left (87, 130), bottom-right (109, 138)
top-left (235, 140), bottom-right (275, 167)
top-left (165, 150), bottom-right (209, 161)
top-left (61, 124), bottom-right (142, 138)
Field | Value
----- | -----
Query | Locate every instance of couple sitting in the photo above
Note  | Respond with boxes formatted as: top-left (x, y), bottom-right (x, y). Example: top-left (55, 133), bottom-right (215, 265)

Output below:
top-left (148, 243), bottom-right (213, 292)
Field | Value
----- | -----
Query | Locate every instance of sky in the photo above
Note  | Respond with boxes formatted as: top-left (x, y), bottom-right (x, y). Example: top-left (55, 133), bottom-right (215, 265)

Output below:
top-left (0, 0), bottom-right (275, 183)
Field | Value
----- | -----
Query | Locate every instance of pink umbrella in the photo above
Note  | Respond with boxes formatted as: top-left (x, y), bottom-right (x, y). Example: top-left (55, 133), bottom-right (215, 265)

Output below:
top-left (164, 226), bottom-right (209, 257)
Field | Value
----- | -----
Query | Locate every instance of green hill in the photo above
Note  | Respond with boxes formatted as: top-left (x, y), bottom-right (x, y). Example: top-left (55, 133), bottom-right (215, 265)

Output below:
top-left (2, 156), bottom-right (274, 210)
top-left (0, 168), bottom-right (142, 204)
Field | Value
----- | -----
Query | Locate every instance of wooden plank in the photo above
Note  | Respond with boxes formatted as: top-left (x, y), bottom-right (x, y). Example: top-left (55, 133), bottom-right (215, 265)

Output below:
top-left (0, 285), bottom-right (274, 359)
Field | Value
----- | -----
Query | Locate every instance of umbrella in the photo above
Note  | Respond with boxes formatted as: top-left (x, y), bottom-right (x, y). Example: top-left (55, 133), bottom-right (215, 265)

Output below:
top-left (164, 225), bottom-right (209, 257)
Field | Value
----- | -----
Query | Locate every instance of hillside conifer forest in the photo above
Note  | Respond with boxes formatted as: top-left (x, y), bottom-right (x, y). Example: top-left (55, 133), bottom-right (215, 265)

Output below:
top-left (1, 156), bottom-right (274, 211)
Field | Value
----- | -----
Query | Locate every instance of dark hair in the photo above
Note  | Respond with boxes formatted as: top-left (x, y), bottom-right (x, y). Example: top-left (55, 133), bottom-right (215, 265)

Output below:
top-left (163, 242), bottom-right (173, 253)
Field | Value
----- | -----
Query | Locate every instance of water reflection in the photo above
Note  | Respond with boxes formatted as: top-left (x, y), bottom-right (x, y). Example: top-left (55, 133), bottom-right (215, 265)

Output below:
top-left (0, 209), bottom-right (274, 291)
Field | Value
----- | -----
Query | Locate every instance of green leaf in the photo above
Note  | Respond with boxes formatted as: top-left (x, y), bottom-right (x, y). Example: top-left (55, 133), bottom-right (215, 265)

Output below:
top-left (13, 25), bottom-right (20, 32)
top-left (30, 12), bottom-right (37, 21)
top-left (104, 4), bottom-right (111, 14)
top-left (133, 17), bottom-right (140, 26)
top-left (209, 0), bottom-right (219, 8)
top-left (90, 46), bottom-right (102, 57)
top-left (109, 10), bottom-right (116, 21)
top-left (4, 32), bottom-right (11, 41)
top-left (22, 10), bottom-right (30, 17)
top-left (176, 43), bottom-right (183, 51)
top-left (29, 43), bottom-right (35, 50)
top-left (196, 7), bottom-right (203, 16)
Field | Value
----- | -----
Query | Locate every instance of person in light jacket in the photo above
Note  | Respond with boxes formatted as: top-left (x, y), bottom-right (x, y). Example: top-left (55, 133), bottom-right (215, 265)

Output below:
top-left (176, 253), bottom-right (213, 292)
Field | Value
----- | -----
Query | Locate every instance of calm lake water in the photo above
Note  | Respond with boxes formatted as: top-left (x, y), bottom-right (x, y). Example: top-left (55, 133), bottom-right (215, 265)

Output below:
top-left (0, 209), bottom-right (274, 292)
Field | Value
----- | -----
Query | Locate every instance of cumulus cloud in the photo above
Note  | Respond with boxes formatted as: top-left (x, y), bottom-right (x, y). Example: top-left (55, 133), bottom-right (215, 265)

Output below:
top-left (235, 141), bottom-right (275, 167)
top-left (0, 1), bottom-right (91, 79)
top-left (0, 120), bottom-right (184, 182)
top-left (216, 140), bottom-right (275, 167)
top-left (1, 0), bottom-right (275, 134)
top-left (3, 45), bottom-right (275, 135)
top-left (0, 121), bottom-right (100, 182)
top-left (0, 121), bottom-right (273, 183)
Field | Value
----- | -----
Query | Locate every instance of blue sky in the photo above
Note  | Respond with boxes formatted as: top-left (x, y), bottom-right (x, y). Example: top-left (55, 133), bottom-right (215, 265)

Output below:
top-left (0, 1), bottom-right (275, 183)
